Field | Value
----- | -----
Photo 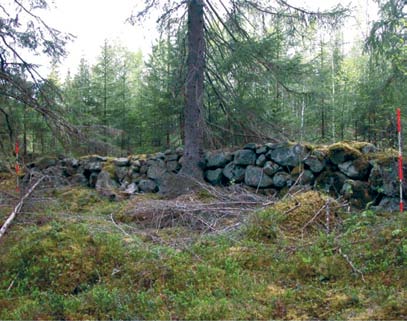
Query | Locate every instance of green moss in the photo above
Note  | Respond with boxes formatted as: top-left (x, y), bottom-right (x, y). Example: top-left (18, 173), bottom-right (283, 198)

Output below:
top-left (328, 142), bottom-right (362, 164)
top-left (102, 158), bottom-right (116, 177)
top-left (0, 185), bottom-right (406, 320)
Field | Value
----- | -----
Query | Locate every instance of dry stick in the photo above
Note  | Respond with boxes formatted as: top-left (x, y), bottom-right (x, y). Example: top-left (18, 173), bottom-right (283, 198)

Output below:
top-left (338, 247), bottom-right (366, 283)
top-left (110, 212), bottom-right (130, 236)
top-left (0, 176), bottom-right (46, 240)
top-left (301, 202), bottom-right (329, 239)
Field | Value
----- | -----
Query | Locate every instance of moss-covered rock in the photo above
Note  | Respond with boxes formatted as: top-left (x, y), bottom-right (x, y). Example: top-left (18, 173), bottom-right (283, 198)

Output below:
top-left (338, 157), bottom-right (372, 180)
top-left (341, 179), bottom-right (373, 209)
top-left (267, 143), bottom-right (309, 167)
top-left (328, 142), bottom-right (362, 165)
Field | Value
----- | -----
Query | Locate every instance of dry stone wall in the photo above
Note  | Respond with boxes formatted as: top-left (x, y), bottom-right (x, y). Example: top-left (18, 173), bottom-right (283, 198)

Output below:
top-left (21, 142), bottom-right (406, 211)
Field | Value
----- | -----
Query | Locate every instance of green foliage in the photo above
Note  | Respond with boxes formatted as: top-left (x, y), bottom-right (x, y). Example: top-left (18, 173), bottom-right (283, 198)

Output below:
top-left (0, 186), bottom-right (406, 319)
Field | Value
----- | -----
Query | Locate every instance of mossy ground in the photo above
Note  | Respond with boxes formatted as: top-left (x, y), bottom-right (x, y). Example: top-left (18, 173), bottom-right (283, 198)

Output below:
top-left (0, 175), bottom-right (406, 320)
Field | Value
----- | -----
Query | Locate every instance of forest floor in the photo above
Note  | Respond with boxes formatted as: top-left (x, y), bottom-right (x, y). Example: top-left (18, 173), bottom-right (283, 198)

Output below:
top-left (0, 173), bottom-right (406, 320)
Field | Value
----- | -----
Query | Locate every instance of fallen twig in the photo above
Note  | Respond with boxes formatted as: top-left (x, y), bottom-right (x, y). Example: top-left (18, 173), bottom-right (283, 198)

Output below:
top-left (338, 247), bottom-right (366, 283)
top-left (0, 176), bottom-right (46, 241)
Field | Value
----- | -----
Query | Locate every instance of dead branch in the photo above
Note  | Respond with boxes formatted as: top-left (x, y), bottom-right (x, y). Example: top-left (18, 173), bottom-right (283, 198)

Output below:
top-left (0, 176), bottom-right (46, 241)
top-left (338, 247), bottom-right (366, 283)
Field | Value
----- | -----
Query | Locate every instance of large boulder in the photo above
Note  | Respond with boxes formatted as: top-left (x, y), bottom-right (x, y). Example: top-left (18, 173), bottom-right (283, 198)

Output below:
top-left (69, 173), bottom-right (88, 186)
top-left (338, 158), bottom-right (372, 180)
top-left (114, 157), bottom-right (130, 167)
top-left (263, 161), bottom-right (281, 176)
top-left (83, 160), bottom-right (103, 173)
top-left (267, 143), bottom-right (308, 167)
top-left (341, 179), bottom-right (373, 208)
top-left (369, 160), bottom-right (406, 197)
top-left (205, 168), bottom-right (224, 185)
top-left (147, 159), bottom-right (167, 180)
top-left (291, 168), bottom-right (315, 186)
top-left (166, 160), bottom-right (180, 173)
top-left (244, 165), bottom-right (273, 188)
top-left (315, 171), bottom-right (347, 195)
top-left (328, 143), bottom-right (362, 165)
top-left (222, 163), bottom-right (246, 183)
top-left (124, 182), bottom-right (139, 195)
top-left (234, 149), bottom-right (256, 166)
top-left (373, 197), bottom-right (401, 212)
top-left (206, 152), bottom-right (232, 168)
top-left (95, 171), bottom-right (119, 199)
top-left (115, 166), bottom-right (130, 182)
top-left (272, 172), bottom-right (292, 188)
top-left (139, 179), bottom-right (158, 193)
top-left (303, 152), bottom-right (326, 173)
top-left (256, 154), bottom-right (267, 167)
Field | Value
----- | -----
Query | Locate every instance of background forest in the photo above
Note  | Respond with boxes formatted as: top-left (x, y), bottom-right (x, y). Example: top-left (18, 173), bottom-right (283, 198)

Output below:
top-left (0, 0), bottom-right (406, 161)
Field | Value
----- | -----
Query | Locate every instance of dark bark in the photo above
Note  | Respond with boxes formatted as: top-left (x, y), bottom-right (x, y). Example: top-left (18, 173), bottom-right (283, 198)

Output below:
top-left (180, 0), bottom-right (205, 179)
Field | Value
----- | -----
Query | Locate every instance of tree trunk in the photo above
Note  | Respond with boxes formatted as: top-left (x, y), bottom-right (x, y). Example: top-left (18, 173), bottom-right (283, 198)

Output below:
top-left (180, 0), bottom-right (205, 179)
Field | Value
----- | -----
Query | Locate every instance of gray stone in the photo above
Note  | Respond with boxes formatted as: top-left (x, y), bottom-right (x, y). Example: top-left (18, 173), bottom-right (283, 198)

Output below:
top-left (140, 165), bottom-right (148, 175)
top-left (166, 154), bottom-right (179, 162)
top-left (130, 159), bottom-right (141, 167)
top-left (86, 155), bottom-right (107, 162)
top-left (256, 154), bottom-right (267, 167)
top-left (115, 166), bottom-right (129, 182)
top-left (131, 172), bottom-right (142, 183)
top-left (341, 179), bottom-right (372, 209)
top-left (373, 197), bottom-right (401, 212)
top-left (166, 160), bottom-right (180, 173)
top-left (361, 143), bottom-right (377, 154)
top-left (96, 171), bottom-right (118, 191)
top-left (369, 161), bottom-right (406, 197)
top-left (263, 161), bottom-right (281, 176)
top-left (114, 157), bottom-right (130, 167)
top-left (267, 143), bottom-right (308, 167)
top-left (304, 155), bottom-right (326, 173)
top-left (139, 179), bottom-right (158, 193)
top-left (316, 171), bottom-right (348, 195)
top-left (61, 158), bottom-right (79, 168)
top-left (69, 173), bottom-right (88, 186)
top-left (131, 165), bottom-right (140, 173)
top-left (234, 149), bottom-right (256, 166)
top-left (154, 152), bottom-right (166, 160)
top-left (256, 146), bottom-right (269, 155)
top-left (95, 171), bottom-right (119, 199)
top-left (61, 166), bottom-right (76, 177)
top-left (244, 165), bottom-right (273, 188)
top-left (338, 159), bottom-right (371, 180)
top-left (222, 163), bottom-right (246, 183)
top-left (147, 160), bottom-right (167, 180)
top-left (206, 152), bottom-right (232, 168)
top-left (328, 144), bottom-right (361, 165)
top-left (124, 182), bottom-right (139, 194)
top-left (272, 172), bottom-right (291, 188)
top-left (157, 173), bottom-right (201, 197)
top-left (84, 161), bottom-right (103, 173)
top-left (205, 168), bottom-right (224, 185)
top-left (164, 149), bottom-right (173, 155)
top-left (244, 143), bottom-right (258, 150)
top-left (176, 147), bottom-right (184, 156)
top-left (294, 169), bottom-right (315, 185)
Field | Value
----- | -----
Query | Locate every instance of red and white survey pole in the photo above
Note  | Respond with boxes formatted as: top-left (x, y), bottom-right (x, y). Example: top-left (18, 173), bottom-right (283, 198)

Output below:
top-left (397, 108), bottom-right (403, 212)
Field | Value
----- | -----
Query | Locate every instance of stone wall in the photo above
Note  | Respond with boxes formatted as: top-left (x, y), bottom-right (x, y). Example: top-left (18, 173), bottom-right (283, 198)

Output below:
top-left (20, 142), bottom-right (406, 211)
